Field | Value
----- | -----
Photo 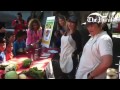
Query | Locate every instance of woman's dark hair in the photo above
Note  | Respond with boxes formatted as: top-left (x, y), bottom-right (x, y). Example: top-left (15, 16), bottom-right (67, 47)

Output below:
top-left (58, 15), bottom-right (66, 21)
top-left (57, 15), bottom-right (66, 30)
top-left (102, 23), bottom-right (112, 38)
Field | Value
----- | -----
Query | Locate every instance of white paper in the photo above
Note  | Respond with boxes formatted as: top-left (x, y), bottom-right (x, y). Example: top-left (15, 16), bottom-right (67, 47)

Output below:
top-left (48, 50), bottom-right (58, 53)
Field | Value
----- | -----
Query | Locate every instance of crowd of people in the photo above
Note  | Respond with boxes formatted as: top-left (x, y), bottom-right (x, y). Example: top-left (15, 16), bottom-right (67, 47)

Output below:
top-left (0, 12), bottom-right (43, 61)
top-left (0, 12), bottom-right (113, 79)
top-left (53, 13), bottom-right (113, 79)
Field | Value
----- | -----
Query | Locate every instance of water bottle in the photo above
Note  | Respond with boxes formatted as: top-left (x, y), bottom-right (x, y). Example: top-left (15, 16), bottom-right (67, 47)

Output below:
top-left (34, 49), bottom-right (39, 60)
top-left (30, 53), bottom-right (34, 61)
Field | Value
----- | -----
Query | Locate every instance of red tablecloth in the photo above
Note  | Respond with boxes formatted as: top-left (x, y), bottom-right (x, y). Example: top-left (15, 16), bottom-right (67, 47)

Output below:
top-left (0, 48), bottom-right (59, 79)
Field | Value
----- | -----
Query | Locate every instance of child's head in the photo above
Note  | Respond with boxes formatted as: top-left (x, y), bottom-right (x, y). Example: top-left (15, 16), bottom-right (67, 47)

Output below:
top-left (6, 32), bottom-right (15, 43)
top-left (0, 37), bottom-right (6, 52)
top-left (6, 42), bottom-right (13, 52)
top-left (16, 31), bottom-right (24, 41)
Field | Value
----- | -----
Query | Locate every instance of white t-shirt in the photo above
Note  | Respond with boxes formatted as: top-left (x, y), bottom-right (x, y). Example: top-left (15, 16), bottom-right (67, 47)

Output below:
top-left (76, 31), bottom-right (113, 79)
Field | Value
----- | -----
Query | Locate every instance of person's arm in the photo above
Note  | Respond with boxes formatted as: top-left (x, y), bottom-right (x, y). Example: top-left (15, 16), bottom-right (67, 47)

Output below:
top-left (26, 29), bottom-right (32, 46)
top-left (88, 55), bottom-right (112, 79)
top-left (12, 20), bottom-right (18, 29)
top-left (88, 36), bottom-right (113, 79)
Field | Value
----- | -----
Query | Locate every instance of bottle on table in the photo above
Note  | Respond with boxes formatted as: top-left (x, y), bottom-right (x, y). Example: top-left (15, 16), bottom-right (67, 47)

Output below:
top-left (34, 49), bottom-right (39, 60)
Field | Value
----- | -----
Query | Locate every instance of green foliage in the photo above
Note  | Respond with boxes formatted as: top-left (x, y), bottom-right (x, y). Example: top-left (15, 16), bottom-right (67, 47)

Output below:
top-left (0, 65), bottom-right (8, 70)
top-left (22, 59), bottom-right (32, 68)
top-left (25, 67), bottom-right (44, 79)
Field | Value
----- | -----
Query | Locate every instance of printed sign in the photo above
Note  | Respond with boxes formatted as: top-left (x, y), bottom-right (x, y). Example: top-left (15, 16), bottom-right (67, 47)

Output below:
top-left (41, 16), bottom-right (55, 48)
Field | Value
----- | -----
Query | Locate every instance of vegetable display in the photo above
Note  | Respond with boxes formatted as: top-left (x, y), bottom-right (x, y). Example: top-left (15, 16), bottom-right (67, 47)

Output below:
top-left (19, 74), bottom-right (27, 79)
top-left (0, 65), bottom-right (8, 70)
top-left (22, 59), bottom-right (32, 68)
top-left (5, 71), bottom-right (18, 79)
top-left (21, 67), bottom-right (45, 79)
top-left (5, 64), bottom-right (17, 73)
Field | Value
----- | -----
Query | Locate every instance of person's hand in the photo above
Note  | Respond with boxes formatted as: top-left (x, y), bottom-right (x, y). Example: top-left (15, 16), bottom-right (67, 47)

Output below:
top-left (60, 30), bottom-right (64, 35)
top-left (87, 75), bottom-right (93, 79)
top-left (39, 39), bottom-right (42, 43)
top-left (54, 32), bottom-right (57, 37)
top-left (87, 72), bottom-right (94, 79)
top-left (32, 43), bottom-right (39, 49)
top-left (31, 43), bottom-right (35, 48)
top-left (54, 30), bottom-right (60, 37)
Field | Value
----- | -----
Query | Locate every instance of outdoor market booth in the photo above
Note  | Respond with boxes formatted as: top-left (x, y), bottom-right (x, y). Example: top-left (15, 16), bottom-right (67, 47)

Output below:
top-left (0, 16), bottom-right (58, 79)
top-left (0, 47), bottom-right (59, 79)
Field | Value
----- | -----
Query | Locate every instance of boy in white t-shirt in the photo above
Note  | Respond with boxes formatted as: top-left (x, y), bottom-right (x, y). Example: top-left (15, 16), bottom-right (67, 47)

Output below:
top-left (76, 13), bottom-right (113, 79)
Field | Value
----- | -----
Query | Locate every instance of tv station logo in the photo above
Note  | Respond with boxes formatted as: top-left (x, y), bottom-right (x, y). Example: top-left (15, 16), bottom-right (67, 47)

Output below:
top-left (87, 16), bottom-right (114, 23)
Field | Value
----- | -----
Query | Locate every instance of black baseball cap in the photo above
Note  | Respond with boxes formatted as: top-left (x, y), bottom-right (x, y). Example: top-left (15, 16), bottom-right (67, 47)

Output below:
top-left (68, 16), bottom-right (78, 24)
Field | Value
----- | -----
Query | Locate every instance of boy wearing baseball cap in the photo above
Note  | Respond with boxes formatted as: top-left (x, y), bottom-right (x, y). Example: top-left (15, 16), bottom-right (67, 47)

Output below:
top-left (76, 13), bottom-right (113, 79)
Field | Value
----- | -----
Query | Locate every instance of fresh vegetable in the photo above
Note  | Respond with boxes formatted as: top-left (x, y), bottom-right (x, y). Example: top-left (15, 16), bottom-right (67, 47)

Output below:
top-left (5, 71), bottom-right (18, 79)
top-left (0, 65), bottom-right (8, 70)
top-left (27, 67), bottom-right (43, 79)
top-left (22, 59), bottom-right (32, 68)
top-left (24, 67), bottom-right (44, 79)
top-left (19, 74), bottom-right (27, 79)
top-left (5, 64), bottom-right (17, 73)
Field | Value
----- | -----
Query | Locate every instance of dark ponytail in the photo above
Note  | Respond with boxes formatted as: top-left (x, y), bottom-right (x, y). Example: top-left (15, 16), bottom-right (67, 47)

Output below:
top-left (102, 23), bottom-right (112, 39)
